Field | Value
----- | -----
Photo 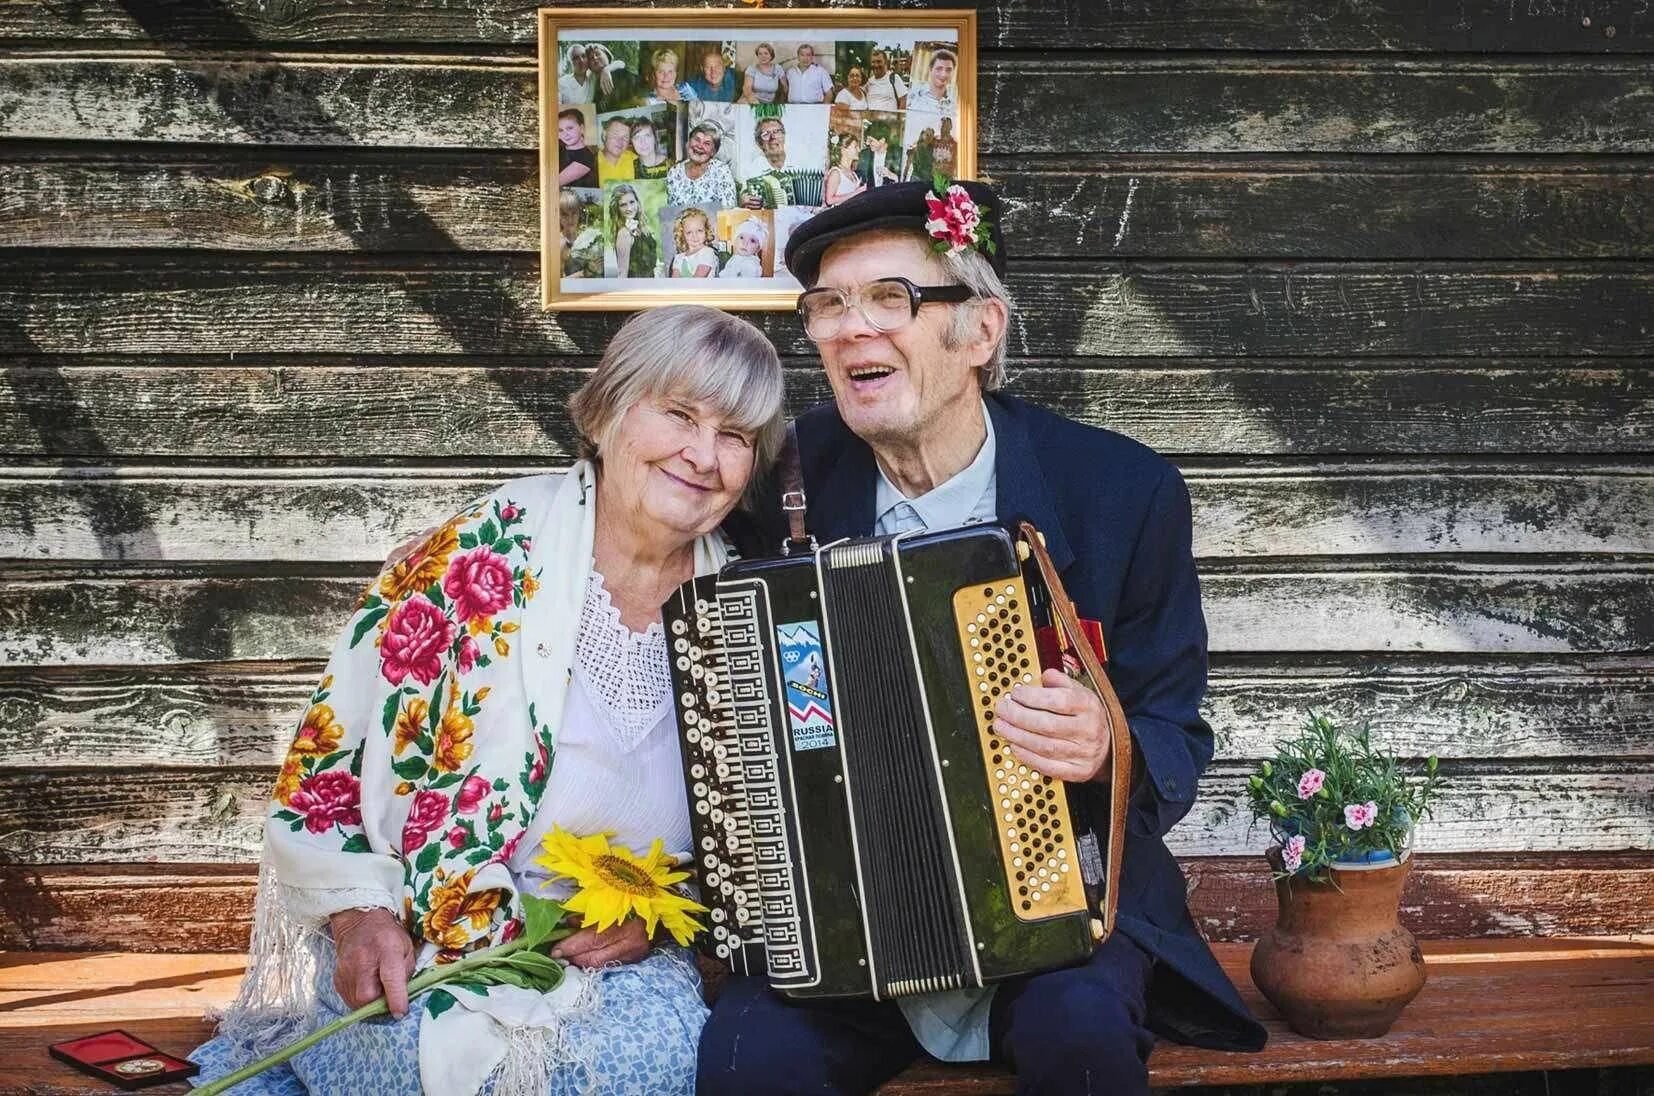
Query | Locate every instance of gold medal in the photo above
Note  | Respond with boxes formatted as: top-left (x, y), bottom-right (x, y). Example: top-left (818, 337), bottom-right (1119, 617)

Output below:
top-left (113, 1057), bottom-right (166, 1077)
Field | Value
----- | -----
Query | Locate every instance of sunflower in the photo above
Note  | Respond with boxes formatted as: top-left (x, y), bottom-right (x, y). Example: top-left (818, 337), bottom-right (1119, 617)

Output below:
top-left (533, 826), bottom-right (706, 946)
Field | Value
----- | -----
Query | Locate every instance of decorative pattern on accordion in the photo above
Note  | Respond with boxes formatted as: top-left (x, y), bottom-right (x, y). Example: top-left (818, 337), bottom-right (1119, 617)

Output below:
top-left (672, 584), bottom-right (814, 985)
top-left (953, 578), bottom-right (1087, 920)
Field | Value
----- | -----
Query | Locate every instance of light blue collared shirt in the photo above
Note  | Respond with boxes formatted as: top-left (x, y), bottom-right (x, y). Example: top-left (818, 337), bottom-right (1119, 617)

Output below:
top-left (872, 404), bottom-right (1000, 1062)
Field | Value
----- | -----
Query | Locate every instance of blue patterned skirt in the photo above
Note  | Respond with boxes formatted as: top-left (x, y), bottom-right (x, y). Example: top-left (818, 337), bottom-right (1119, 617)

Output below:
top-left (190, 949), bottom-right (706, 1096)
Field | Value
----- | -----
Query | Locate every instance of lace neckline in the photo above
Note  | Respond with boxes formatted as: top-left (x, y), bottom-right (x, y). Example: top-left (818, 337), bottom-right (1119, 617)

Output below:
top-left (573, 571), bottom-right (671, 753)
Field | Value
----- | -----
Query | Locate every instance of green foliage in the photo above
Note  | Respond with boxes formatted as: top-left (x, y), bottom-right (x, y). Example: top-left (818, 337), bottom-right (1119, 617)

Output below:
top-left (1245, 712), bottom-right (1441, 883)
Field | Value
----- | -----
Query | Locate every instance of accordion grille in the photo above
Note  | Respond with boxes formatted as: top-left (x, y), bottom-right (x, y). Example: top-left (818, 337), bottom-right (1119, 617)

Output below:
top-left (822, 545), bottom-right (974, 997)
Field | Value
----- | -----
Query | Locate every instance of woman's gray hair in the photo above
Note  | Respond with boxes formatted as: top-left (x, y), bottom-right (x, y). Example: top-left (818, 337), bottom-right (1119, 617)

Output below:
top-left (936, 241), bottom-right (1012, 390)
top-left (568, 305), bottom-right (786, 501)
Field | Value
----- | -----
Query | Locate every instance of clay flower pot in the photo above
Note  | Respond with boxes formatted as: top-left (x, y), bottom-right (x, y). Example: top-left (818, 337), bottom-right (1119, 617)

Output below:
top-left (1250, 849), bottom-right (1427, 1039)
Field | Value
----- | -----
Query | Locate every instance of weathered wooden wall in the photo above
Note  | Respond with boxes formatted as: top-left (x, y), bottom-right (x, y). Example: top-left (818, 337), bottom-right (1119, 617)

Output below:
top-left (2, 0), bottom-right (1651, 952)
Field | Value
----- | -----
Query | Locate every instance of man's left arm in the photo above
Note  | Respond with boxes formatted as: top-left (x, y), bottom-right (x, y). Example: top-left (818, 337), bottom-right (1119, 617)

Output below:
top-left (994, 465), bottom-right (1213, 839)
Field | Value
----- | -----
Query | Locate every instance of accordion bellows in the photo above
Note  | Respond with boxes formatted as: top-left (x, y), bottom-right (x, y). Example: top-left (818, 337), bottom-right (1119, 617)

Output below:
top-left (665, 524), bottom-right (1129, 1001)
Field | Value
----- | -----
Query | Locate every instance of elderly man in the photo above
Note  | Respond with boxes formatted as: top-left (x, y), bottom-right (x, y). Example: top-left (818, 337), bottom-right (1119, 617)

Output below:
top-left (863, 47), bottom-right (908, 110)
top-left (699, 180), bottom-right (1266, 1095)
top-left (740, 114), bottom-right (826, 209)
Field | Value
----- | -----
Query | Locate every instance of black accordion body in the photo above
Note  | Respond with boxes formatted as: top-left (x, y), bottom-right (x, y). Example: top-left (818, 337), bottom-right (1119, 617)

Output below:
top-left (664, 523), bottom-right (1130, 1001)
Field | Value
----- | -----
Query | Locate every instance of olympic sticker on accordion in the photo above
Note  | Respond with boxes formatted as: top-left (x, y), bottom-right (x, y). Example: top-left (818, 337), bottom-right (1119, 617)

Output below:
top-left (777, 621), bottom-right (836, 751)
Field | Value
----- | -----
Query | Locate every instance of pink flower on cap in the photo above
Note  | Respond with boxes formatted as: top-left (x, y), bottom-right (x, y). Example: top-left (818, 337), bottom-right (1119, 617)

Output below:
top-left (924, 185), bottom-right (983, 254)
top-left (1297, 768), bottom-right (1326, 799)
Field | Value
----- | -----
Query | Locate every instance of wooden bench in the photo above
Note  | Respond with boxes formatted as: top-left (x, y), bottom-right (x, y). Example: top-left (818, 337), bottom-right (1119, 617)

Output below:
top-left (3, 939), bottom-right (1651, 1094)
top-left (4, 863), bottom-right (1652, 1094)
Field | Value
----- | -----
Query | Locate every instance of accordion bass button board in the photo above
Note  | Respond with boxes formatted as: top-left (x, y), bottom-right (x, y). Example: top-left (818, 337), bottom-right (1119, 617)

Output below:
top-left (665, 525), bottom-right (1101, 1001)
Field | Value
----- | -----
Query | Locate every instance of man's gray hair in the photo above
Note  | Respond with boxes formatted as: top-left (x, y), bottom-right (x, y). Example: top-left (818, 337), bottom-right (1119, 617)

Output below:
top-left (568, 305), bottom-right (786, 500)
top-left (935, 240), bottom-right (1012, 390)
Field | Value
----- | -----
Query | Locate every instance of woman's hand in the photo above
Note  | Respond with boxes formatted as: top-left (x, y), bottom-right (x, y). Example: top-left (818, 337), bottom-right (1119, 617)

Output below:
top-left (330, 907), bottom-right (417, 1017)
top-left (551, 918), bottom-right (651, 969)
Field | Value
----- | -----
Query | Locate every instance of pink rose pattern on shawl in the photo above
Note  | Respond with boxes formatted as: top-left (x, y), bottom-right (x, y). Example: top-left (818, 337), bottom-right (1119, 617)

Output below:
top-left (444, 547), bottom-right (514, 626)
top-left (269, 494), bottom-right (549, 954)
top-left (380, 595), bottom-right (456, 686)
top-left (289, 770), bottom-right (363, 834)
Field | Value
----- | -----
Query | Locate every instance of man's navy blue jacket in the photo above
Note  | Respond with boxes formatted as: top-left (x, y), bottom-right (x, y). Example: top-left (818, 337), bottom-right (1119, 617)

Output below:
top-left (726, 391), bottom-right (1267, 1052)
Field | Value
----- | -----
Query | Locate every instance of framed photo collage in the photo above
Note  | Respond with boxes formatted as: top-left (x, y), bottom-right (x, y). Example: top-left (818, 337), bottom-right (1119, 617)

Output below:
top-left (538, 9), bottom-right (977, 310)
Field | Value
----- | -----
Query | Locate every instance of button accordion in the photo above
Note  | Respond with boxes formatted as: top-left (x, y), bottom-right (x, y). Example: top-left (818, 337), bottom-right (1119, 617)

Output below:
top-left (664, 521), bottom-right (1132, 1000)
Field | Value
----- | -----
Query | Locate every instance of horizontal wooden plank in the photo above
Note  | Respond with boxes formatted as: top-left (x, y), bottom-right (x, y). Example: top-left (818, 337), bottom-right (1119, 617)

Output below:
top-left (7, 854), bottom-right (1651, 952)
top-left (1, 766), bottom-right (1646, 864)
top-left (7, 150), bottom-right (1654, 260)
top-left (4, 464), bottom-right (1649, 563)
top-left (3, 566), bottom-right (1649, 666)
top-left (0, 149), bottom-right (534, 252)
top-left (4, 365), bottom-right (1649, 459)
top-left (1, 0), bottom-right (1649, 52)
top-left (5, 260), bottom-right (1653, 358)
top-left (8, 659), bottom-right (1647, 770)
top-left (4, 55), bottom-right (1653, 153)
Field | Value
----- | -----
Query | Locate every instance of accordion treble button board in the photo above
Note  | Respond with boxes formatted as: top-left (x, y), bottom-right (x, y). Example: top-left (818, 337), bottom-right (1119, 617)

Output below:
top-left (952, 578), bottom-right (1088, 922)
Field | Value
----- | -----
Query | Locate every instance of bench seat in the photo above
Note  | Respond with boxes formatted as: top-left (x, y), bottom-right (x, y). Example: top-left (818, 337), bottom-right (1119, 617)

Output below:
top-left (3, 939), bottom-right (1650, 1094)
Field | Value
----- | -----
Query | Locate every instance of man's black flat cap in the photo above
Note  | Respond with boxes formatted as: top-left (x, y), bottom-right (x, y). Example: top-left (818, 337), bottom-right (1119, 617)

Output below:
top-left (782, 179), bottom-right (1005, 288)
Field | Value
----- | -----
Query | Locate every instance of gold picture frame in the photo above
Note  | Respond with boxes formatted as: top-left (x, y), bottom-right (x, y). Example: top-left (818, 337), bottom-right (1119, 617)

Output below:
top-left (539, 7), bottom-right (977, 311)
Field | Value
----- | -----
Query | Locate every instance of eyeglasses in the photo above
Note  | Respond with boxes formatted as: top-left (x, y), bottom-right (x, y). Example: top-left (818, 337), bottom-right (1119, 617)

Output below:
top-left (796, 277), bottom-right (975, 341)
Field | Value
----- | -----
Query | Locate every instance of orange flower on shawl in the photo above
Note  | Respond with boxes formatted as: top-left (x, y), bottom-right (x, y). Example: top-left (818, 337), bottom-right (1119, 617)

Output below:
top-left (393, 697), bottom-right (429, 756)
top-left (289, 703), bottom-right (344, 758)
top-left (273, 756), bottom-right (304, 806)
top-left (378, 520), bottom-right (460, 603)
top-left (422, 870), bottom-right (503, 949)
top-left (432, 697), bottom-right (475, 773)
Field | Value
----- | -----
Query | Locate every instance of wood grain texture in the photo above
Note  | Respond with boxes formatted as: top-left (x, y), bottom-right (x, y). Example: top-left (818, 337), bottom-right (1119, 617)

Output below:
top-left (8, 659), bottom-right (1648, 769)
top-left (4, 463), bottom-right (1650, 563)
top-left (1, 766), bottom-right (1647, 863)
top-left (7, 150), bottom-right (1654, 260)
top-left (5, 565), bottom-right (1650, 666)
top-left (0, 0), bottom-right (1649, 52)
top-left (4, 55), bottom-right (1653, 153)
top-left (6, 259), bottom-right (1654, 358)
top-left (5, 365), bottom-right (1649, 459)
top-left (1, 942), bottom-right (1650, 1093)
top-left (6, 855), bottom-right (1651, 952)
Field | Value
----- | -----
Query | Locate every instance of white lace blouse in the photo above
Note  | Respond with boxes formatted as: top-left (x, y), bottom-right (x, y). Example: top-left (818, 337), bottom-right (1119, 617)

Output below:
top-left (510, 571), bottom-right (692, 895)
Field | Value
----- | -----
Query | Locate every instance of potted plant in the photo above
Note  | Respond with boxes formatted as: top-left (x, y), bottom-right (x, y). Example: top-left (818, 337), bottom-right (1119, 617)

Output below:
top-left (1244, 713), bottom-right (1442, 1039)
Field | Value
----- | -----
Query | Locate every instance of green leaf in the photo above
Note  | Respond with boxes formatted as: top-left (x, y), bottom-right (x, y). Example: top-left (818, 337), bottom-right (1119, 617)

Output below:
top-left (425, 989), bottom-right (458, 1019)
top-left (316, 749), bottom-right (351, 771)
top-left (493, 778), bottom-right (508, 791)
top-left (492, 539), bottom-right (514, 555)
top-left (360, 594), bottom-right (384, 612)
top-left (519, 894), bottom-right (570, 950)
top-left (273, 809), bottom-right (301, 824)
top-left (430, 771), bottom-right (462, 791)
top-left (415, 841), bottom-right (441, 874)
top-left (429, 677), bottom-right (446, 732)
top-left (392, 755), bottom-right (429, 781)
top-left (465, 846), bottom-right (494, 865)
top-left (341, 833), bottom-right (372, 854)
top-left (477, 520), bottom-right (500, 545)
top-left (350, 605), bottom-right (389, 647)
top-left (382, 692), bottom-right (403, 734)
top-left (289, 817), bottom-right (305, 832)
top-left (425, 585), bottom-right (447, 610)
top-left (350, 743), bottom-right (364, 778)
top-left (458, 531), bottom-right (478, 549)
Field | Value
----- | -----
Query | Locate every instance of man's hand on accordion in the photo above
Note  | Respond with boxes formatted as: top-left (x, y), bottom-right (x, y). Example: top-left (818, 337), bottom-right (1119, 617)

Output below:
top-left (993, 668), bottom-right (1113, 783)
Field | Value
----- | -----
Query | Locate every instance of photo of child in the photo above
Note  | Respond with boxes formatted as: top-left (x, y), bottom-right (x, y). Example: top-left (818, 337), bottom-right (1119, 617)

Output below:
top-left (665, 205), bottom-right (720, 278)
top-left (716, 210), bottom-right (774, 279)
top-left (558, 187), bottom-right (605, 279)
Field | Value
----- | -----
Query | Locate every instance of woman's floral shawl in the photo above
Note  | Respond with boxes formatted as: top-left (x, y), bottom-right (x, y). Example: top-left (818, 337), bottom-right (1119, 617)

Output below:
top-left (262, 462), bottom-right (726, 963)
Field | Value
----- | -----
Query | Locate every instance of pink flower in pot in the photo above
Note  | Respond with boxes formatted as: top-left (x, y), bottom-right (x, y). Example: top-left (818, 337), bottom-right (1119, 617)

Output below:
top-left (1297, 768), bottom-right (1326, 799)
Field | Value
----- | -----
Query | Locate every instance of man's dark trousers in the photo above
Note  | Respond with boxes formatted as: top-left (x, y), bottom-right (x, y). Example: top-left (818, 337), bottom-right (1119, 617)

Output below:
top-left (696, 932), bottom-right (1156, 1096)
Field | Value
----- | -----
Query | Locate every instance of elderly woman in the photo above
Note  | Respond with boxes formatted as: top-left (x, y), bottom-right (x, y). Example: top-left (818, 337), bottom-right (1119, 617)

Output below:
top-left (191, 306), bottom-right (784, 1096)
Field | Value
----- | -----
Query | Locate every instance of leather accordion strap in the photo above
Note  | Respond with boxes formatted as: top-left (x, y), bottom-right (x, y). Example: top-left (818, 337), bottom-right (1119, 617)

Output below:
top-left (1016, 521), bottom-right (1133, 941)
top-left (780, 421), bottom-right (812, 554)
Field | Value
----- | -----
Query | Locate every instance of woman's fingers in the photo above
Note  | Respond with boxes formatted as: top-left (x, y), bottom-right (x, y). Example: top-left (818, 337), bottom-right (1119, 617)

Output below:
top-left (379, 948), bottom-right (411, 1018)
